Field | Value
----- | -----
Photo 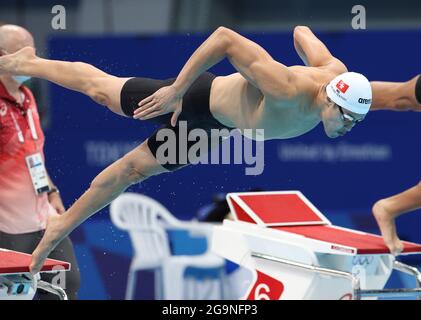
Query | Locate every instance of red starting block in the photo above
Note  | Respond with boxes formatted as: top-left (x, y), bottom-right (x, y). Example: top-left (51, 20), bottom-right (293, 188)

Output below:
top-left (212, 191), bottom-right (421, 300)
top-left (0, 248), bottom-right (71, 300)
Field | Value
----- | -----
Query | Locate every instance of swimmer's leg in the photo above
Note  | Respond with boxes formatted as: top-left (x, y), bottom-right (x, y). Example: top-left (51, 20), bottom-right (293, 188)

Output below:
top-left (30, 140), bottom-right (169, 273)
top-left (370, 75), bottom-right (421, 111)
top-left (0, 47), bottom-right (128, 116)
top-left (372, 181), bottom-right (421, 255)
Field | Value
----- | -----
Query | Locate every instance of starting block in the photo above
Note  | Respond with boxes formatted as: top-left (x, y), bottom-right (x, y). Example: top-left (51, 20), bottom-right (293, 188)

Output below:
top-left (212, 191), bottom-right (421, 300)
top-left (0, 248), bottom-right (71, 300)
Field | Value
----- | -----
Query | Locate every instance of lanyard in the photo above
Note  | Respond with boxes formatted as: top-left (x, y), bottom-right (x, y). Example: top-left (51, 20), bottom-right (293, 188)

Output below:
top-left (9, 107), bottom-right (38, 143)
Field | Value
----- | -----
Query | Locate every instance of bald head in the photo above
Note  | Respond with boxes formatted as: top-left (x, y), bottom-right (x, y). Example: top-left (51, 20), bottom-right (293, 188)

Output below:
top-left (0, 24), bottom-right (34, 55)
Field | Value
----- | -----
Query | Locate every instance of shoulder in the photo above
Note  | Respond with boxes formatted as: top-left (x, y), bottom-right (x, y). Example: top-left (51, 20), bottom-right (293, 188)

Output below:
top-left (249, 60), bottom-right (295, 99)
top-left (318, 57), bottom-right (348, 74)
top-left (264, 68), bottom-right (298, 100)
top-left (279, 65), bottom-right (317, 97)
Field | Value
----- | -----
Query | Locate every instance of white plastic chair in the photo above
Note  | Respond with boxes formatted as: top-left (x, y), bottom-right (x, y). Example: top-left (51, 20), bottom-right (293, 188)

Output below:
top-left (110, 192), bottom-right (226, 300)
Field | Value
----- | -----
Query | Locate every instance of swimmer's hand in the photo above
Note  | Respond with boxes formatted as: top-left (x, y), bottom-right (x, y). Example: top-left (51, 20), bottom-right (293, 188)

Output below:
top-left (133, 85), bottom-right (183, 127)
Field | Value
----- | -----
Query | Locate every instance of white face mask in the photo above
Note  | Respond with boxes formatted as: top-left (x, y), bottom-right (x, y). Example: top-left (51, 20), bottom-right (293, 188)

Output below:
top-left (12, 75), bottom-right (31, 84)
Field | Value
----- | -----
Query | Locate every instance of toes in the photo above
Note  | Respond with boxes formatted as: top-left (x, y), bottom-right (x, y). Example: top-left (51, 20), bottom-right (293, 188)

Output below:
top-left (395, 242), bottom-right (404, 256)
top-left (387, 241), bottom-right (404, 256)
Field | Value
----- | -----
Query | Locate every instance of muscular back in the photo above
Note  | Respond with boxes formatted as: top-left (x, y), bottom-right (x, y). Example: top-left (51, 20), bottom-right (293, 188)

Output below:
top-left (209, 64), bottom-right (344, 140)
top-left (133, 26), bottom-right (348, 137)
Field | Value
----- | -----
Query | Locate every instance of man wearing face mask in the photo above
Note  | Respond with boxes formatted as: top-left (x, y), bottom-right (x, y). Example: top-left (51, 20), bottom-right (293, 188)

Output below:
top-left (0, 24), bottom-right (80, 299)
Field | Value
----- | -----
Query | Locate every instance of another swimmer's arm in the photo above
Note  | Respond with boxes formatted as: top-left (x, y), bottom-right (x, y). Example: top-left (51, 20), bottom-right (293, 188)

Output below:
top-left (370, 76), bottom-right (421, 111)
top-left (293, 26), bottom-right (347, 71)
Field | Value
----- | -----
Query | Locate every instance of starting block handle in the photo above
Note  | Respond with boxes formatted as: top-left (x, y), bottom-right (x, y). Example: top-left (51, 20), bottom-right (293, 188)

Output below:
top-left (37, 280), bottom-right (68, 300)
top-left (356, 261), bottom-right (421, 300)
top-left (392, 261), bottom-right (421, 300)
top-left (250, 252), bottom-right (360, 298)
top-left (358, 288), bottom-right (421, 299)
top-left (250, 252), bottom-right (421, 300)
top-left (393, 261), bottom-right (421, 287)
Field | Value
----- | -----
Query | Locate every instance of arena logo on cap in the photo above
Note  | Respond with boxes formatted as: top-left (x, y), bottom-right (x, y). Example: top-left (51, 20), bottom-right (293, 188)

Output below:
top-left (358, 98), bottom-right (372, 104)
top-left (336, 80), bottom-right (349, 94)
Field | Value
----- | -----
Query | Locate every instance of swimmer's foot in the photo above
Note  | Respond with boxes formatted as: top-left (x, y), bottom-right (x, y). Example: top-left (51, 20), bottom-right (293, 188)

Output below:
top-left (30, 214), bottom-right (68, 274)
top-left (0, 46), bottom-right (36, 75)
top-left (372, 201), bottom-right (404, 256)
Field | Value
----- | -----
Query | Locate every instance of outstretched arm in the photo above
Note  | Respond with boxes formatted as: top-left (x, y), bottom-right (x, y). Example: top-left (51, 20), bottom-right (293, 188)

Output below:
top-left (293, 26), bottom-right (347, 73)
top-left (370, 75), bottom-right (421, 111)
top-left (134, 26), bottom-right (292, 125)
top-left (174, 27), bottom-right (291, 96)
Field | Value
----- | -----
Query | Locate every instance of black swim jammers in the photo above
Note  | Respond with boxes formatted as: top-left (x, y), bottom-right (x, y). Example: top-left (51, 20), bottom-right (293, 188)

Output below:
top-left (120, 72), bottom-right (234, 171)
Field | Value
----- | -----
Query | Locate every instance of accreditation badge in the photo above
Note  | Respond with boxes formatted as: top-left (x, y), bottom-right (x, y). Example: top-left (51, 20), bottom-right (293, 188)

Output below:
top-left (25, 153), bottom-right (49, 195)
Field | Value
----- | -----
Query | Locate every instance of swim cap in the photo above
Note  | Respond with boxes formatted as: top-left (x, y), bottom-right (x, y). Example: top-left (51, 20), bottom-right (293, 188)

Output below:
top-left (326, 72), bottom-right (372, 115)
